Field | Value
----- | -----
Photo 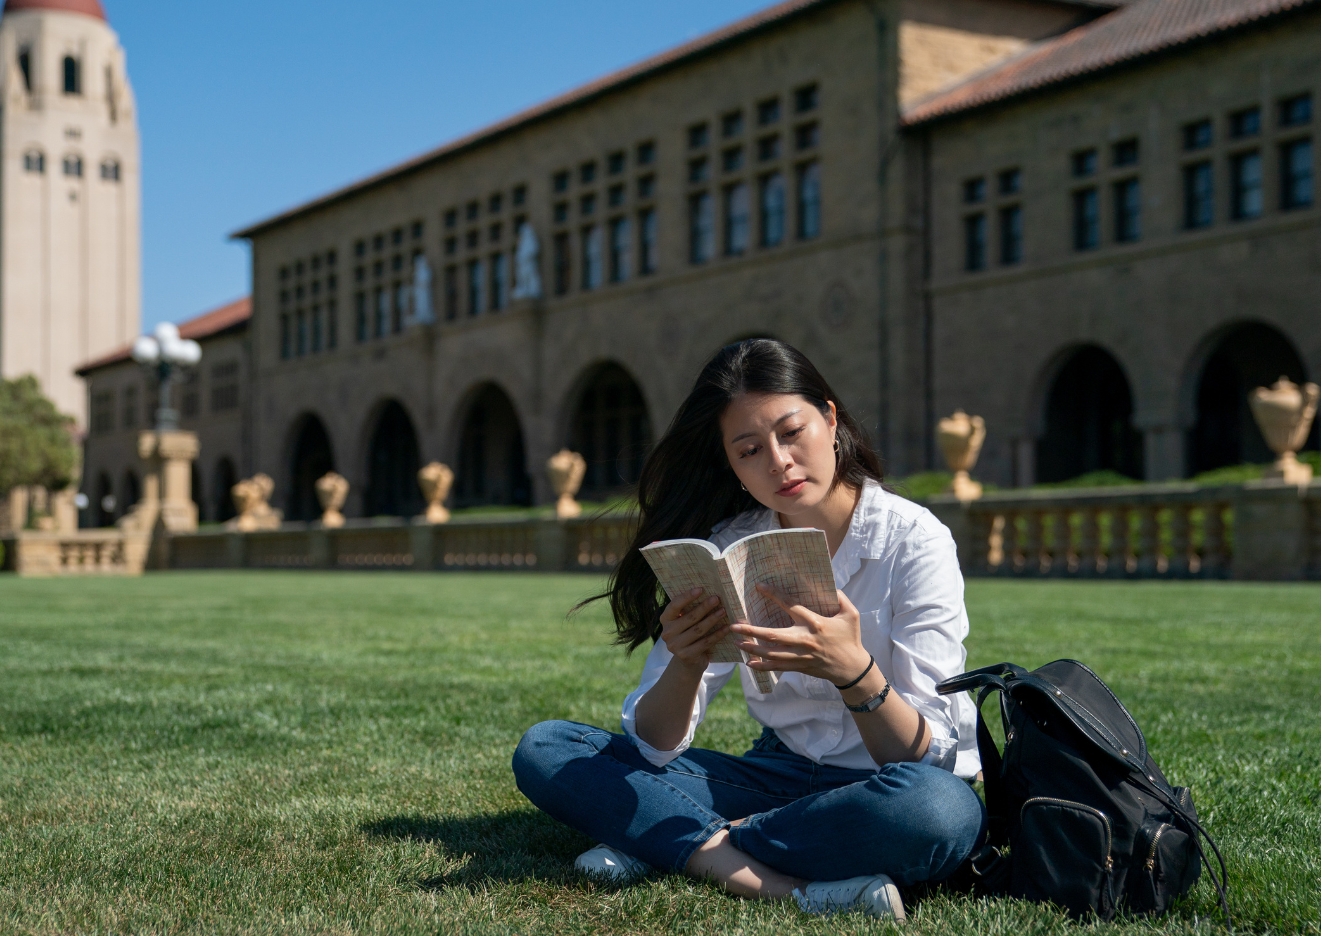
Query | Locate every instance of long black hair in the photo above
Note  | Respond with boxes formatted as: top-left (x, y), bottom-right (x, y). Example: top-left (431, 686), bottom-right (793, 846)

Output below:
top-left (589, 339), bottom-right (884, 652)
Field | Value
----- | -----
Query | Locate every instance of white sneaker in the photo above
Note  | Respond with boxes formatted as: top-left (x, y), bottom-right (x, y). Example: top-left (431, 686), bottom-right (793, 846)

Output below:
top-left (573, 844), bottom-right (649, 882)
top-left (793, 874), bottom-right (906, 921)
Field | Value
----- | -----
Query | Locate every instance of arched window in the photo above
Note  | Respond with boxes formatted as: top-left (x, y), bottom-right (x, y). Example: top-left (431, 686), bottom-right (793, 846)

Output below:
top-left (62, 154), bottom-right (83, 178)
top-left (99, 159), bottom-right (120, 182)
top-left (62, 55), bottom-right (80, 95)
top-left (17, 47), bottom-right (31, 92)
top-left (23, 150), bottom-right (44, 174)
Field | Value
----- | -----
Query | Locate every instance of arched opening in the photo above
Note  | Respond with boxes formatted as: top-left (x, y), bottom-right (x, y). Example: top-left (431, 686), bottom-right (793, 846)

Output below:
top-left (568, 363), bottom-right (653, 499)
top-left (121, 469), bottom-right (140, 513)
top-left (191, 463), bottom-right (204, 522)
top-left (364, 401), bottom-right (423, 517)
top-left (1187, 322), bottom-right (1317, 474)
top-left (95, 472), bottom-right (114, 527)
top-left (287, 415), bottom-right (335, 521)
top-left (214, 457), bottom-right (238, 523)
top-left (454, 385), bottom-right (532, 508)
top-left (1036, 345), bottom-right (1143, 483)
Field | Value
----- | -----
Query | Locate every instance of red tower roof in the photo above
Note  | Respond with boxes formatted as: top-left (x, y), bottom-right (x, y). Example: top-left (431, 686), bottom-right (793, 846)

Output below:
top-left (2, 0), bottom-right (106, 20)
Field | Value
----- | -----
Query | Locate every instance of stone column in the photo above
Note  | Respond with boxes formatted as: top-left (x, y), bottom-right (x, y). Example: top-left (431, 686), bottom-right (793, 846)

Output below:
top-left (1140, 425), bottom-right (1186, 481)
top-left (138, 430), bottom-right (199, 533)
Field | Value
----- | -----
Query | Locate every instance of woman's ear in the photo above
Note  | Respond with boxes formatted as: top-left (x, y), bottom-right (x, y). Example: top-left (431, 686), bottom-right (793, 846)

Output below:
top-left (826, 400), bottom-right (838, 430)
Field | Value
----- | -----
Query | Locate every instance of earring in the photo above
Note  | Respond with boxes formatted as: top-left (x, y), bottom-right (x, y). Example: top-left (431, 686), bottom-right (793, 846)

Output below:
top-left (833, 437), bottom-right (840, 453)
top-left (740, 481), bottom-right (748, 492)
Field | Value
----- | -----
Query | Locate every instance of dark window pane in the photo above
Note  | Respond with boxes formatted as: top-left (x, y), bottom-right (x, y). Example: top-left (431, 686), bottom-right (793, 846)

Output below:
top-left (1072, 148), bottom-right (1097, 177)
top-left (757, 97), bottom-right (780, 125)
top-left (760, 172), bottom-right (785, 247)
top-left (964, 214), bottom-right (986, 270)
top-left (1183, 119), bottom-right (1212, 150)
top-left (997, 168), bottom-right (1021, 195)
top-left (688, 123), bottom-right (709, 149)
top-left (794, 83), bottom-right (818, 113)
top-left (553, 233), bottom-right (571, 295)
top-left (724, 183), bottom-right (750, 256)
top-left (722, 146), bottom-right (744, 172)
top-left (553, 170), bottom-right (570, 193)
top-left (636, 141), bottom-right (656, 166)
top-left (757, 135), bottom-right (780, 161)
top-left (688, 157), bottom-right (709, 183)
top-left (607, 151), bottom-right (625, 174)
top-left (579, 161), bottom-right (596, 184)
top-left (795, 122), bottom-right (819, 151)
top-left (1279, 94), bottom-right (1312, 127)
top-left (1231, 150), bottom-right (1262, 218)
top-left (722, 110), bottom-right (743, 137)
top-left (963, 177), bottom-right (985, 203)
top-left (1182, 161), bottom-right (1214, 228)
top-left (609, 216), bottom-right (631, 282)
top-left (638, 209), bottom-right (658, 274)
top-left (796, 161), bottom-right (820, 239)
top-left (580, 226), bottom-right (602, 289)
top-left (998, 205), bottom-right (1022, 265)
top-left (1281, 139), bottom-right (1312, 209)
top-left (1073, 188), bottom-right (1099, 250)
top-left (689, 192), bottom-right (713, 263)
top-left (1112, 138), bottom-right (1139, 167)
top-left (1229, 107), bottom-right (1260, 138)
top-left (1114, 178), bottom-right (1141, 241)
top-left (467, 260), bottom-right (483, 315)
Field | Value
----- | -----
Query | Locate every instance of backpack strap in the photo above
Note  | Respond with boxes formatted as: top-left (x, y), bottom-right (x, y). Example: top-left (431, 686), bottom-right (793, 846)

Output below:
top-left (974, 684), bottom-right (1010, 848)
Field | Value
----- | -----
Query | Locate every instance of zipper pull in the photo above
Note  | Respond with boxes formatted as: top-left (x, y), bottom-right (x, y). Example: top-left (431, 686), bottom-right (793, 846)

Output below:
top-left (1105, 855), bottom-right (1114, 872)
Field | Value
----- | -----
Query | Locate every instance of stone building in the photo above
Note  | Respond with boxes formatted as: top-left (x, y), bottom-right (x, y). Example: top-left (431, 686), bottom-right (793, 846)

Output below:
top-left (76, 298), bottom-right (249, 524)
top-left (77, 0), bottom-right (1318, 523)
top-left (0, 0), bottom-right (140, 428)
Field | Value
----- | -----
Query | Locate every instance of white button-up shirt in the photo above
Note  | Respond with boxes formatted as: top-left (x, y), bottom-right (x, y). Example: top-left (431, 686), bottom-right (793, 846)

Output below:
top-left (620, 479), bottom-right (981, 778)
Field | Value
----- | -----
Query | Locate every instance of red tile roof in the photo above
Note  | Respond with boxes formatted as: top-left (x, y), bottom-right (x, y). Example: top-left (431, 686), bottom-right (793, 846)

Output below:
top-left (903, 0), bottom-right (1316, 126)
top-left (3, 0), bottom-right (105, 20)
top-left (75, 297), bottom-right (251, 376)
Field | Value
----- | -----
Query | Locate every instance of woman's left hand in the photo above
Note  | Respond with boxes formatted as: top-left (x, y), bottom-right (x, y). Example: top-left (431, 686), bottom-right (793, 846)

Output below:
top-left (730, 586), bottom-right (872, 686)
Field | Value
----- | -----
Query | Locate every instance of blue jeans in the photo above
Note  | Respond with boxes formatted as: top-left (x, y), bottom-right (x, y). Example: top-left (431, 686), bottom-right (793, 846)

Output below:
top-left (512, 719), bottom-right (985, 885)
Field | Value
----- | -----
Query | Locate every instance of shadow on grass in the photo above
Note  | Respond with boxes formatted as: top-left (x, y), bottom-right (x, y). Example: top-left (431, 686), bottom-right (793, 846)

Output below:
top-left (363, 809), bottom-right (629, 892)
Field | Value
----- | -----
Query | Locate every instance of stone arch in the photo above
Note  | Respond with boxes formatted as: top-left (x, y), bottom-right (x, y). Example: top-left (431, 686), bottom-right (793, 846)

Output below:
top-left (363, 400), bottom-right (423, 517)
top-left (121, 469), bottom-right (140, 513)
top-left (1183, 321), bottom-right (1316, 474)
top-left (286, 413), bottom-right (336, 522)
top-left (94, 471), bottom-right (114, 527)
top-left (453, 383), bottom-right (532, 508)
top-left (563, 361), bottom-right (654, 499)
top-left (1034, 344), bottom-right (1144, 483)
top-left (214, 457), bottom-right (238, 523)
top-left (191, 463), bottom-right (204, 522)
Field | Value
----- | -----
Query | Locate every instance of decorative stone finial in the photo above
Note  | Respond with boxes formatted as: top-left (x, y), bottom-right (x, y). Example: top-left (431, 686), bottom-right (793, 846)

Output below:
top-left (226, 473), bottom-right (281, 532)
top-left (546, 449), bottom-right (587, 519)
top-left (936, 410), bottom-right (987, 501)
top-left (416, 462), bottom-right (454, 524)
top-left (314, 472), bottom-right (349, 528)
top-left (1248, 377), bottom-right (1319, 484)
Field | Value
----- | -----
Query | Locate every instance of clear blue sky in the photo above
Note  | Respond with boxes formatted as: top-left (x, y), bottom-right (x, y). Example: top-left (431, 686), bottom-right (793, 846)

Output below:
top-left (106, 0), bottom-right (772, 330)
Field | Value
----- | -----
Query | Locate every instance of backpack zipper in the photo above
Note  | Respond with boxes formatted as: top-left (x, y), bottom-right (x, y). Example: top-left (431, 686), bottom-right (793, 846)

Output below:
top-left (1021, 797), bottom-right (1114, 871)
top-left (1144, 823), bottom-right (1170, 872)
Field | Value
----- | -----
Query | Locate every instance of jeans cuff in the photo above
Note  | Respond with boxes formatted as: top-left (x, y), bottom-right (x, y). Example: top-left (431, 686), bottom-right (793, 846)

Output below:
top-left (671, 816), bottom-right (731, 873)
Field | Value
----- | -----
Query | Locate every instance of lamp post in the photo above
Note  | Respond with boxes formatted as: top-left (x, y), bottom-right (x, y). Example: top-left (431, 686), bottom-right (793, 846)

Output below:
top-left (130, 322), bottom-right (201, 431)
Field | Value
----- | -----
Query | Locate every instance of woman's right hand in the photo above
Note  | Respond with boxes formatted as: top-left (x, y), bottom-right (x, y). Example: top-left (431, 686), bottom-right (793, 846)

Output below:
top-left (659, 588), bottom-right (730, 668)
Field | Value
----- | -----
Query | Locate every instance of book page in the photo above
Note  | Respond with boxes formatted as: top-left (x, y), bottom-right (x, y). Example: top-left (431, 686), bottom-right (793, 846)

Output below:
top-left (640, 541), bottom-right (744, 664)
top-left (727, 528), bottom-right (839, 629)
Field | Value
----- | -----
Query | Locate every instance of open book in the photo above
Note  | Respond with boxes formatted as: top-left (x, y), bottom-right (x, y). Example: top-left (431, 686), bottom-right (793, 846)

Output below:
top-left (641, 528), bottom-right (839, 693)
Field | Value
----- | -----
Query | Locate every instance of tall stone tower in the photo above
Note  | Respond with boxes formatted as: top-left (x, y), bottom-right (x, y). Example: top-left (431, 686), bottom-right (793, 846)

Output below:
top-left (0, 0), bottom-right (140, 427)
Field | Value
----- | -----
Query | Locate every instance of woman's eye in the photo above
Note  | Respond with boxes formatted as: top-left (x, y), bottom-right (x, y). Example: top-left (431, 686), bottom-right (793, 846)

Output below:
top-left (782, 426), bottom-right (804, 440)
top-left (739, 445), bottom-right (759, 458)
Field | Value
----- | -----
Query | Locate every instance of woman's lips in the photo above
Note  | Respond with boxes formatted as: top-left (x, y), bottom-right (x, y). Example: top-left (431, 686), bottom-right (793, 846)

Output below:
top-left (775, 479), bottom-right (807, 497)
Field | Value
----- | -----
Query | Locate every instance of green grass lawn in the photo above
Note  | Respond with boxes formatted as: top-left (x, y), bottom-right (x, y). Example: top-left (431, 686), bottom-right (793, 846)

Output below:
top-left (0, 573), bottom-right (1315, 935)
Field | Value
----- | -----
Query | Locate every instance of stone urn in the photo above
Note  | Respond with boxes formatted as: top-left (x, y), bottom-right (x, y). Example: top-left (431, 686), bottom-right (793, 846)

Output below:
top-left (1248, 377), bottom-right (1319, 484)
top-left (936, 410), bottom-right (987, 501)
top-left (315, 472), bottom-right (349, 528)
top-left (546, 449), bottom-right (587, 520)
top-left (226, 473), bottom-right (282, 532)
top-left (416, 462), bottom-right (454, 524)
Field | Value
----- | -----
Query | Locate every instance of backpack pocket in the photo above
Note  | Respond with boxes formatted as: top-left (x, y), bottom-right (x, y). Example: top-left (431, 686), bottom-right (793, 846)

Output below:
top-left (1011, 797), bottom-right (1115, 919)
top-left (1130, 814), bottom-right (1201, 914)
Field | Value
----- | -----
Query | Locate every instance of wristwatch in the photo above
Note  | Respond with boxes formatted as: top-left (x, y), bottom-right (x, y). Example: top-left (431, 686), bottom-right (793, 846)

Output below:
top-left (844, 681), bottom-right (891, 713)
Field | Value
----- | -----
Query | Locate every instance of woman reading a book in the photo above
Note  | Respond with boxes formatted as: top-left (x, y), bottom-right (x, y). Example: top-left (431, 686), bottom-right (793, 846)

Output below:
top-left (513, 339), bottom-right (983, 921)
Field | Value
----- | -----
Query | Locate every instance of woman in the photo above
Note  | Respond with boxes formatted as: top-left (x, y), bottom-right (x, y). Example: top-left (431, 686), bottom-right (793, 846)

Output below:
top-left (513, 340), bottom-right (983, 920)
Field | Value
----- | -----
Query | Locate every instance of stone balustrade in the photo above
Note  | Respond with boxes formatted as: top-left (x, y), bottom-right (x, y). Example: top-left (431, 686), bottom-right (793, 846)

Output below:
top-left (167, 513), bottom-right (640, 574)
top-left (927, 479), bottom-right (1320, 581)
top-left (1, 528), bottom-right (151, 576)
top-left (42, 478), bottom-right (1309, 582)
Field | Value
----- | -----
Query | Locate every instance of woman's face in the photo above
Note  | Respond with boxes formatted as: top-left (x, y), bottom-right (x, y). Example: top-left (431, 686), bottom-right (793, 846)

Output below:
top-left (719, 392), bottom-right (839, 517)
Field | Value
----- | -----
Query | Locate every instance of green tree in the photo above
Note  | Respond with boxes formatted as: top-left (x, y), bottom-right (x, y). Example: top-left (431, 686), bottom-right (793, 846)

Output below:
top-left (0, 375), bottom-right (77, 495)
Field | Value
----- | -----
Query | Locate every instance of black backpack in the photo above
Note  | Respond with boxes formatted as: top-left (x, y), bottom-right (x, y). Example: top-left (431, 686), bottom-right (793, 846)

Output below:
top-left (937, 660), bottom-right (1229, 925)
